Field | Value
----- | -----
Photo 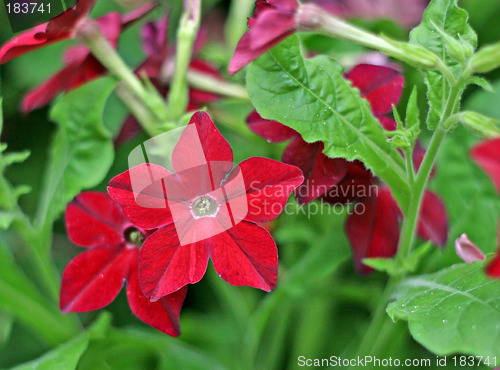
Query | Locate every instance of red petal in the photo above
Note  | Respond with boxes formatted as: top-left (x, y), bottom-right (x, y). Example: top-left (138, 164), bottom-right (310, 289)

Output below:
top-left (139, 224), bottom-right (209, 300)
top-left (322, 161), bottom-right (374, 204)
top-left (188, 60), bottom-right (222, 105)
top-left (60, 246), bottom-right (134, 313)
top-left (487, 255), bottom-right (500, 278)
top-left (346, 64), bottom-right (404, 115)
top-left (228, 28), bottom-right (295, 75)
top-left (95, 13), bottom-right (122, 49)
top-left (417, 190), bottom-right (449, 247)
top-left (249, 1), bottom-right (275, 27)
top-left (65, 192), bottom-right (126, 248)
top-left (246, 110), bottom-right (297, 143)
top-left (377, 115), bottom-right (397, 131)
top-left (127, 263), bottom-right (186, 336)
top-left (471, 138), bottom-right (500, 194)
top-left (0, 24), bottom-right (54, 64)
top-left (248, 9), bottom-right (296, 50)
top-left (345, 187), bottom-right (400, 274)
top-left (210, 221), bottom-right (277, 291)
top-left (108, 164), bottom-right (174, 229)
top-left (44, 0), bottom-right (97, 38)
top-left (412, 140), bottom-right (436, 179)
top-left (121, 3), bottom-right (158, 29)
top-left (268, 0), bottom-right (299, 12)
top-left (224, 157), bottom-right (303, 223)
top-left (455, 234), bottom-right (486, 263)
top-left (172, 112), bottom-right (233, 187)
top-left (282, 137), bottom-right (347, 204)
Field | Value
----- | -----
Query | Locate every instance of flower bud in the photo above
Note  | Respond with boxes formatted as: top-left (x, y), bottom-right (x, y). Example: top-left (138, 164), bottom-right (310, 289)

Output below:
top-left (472, 42), bottom-right (500, 73)
top-left (455, 234), bottom-right (486, 263)
top-left (460, 111), bottom-right (500, 139)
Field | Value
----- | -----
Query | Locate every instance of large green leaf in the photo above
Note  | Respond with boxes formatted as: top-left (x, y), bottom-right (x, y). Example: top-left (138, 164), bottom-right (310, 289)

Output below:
top-left (35, 77), bottom-right (116, 230)
top-left (410, 0), bottom-right (477, 129)
top-left (388, 261), bottom-right (500, 358)
top-left (246, 35), bottom-right (410, 210)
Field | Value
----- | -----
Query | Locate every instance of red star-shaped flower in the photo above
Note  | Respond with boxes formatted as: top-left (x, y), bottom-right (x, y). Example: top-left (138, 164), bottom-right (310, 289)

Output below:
top-left (60, 192), bottom-right (186, 336)
top-left (229, 0), bottom-right (299, 75)
top-left (108, 112), bottom-right (304, 300)
top-left (20, 5), bottom-right (155, 112)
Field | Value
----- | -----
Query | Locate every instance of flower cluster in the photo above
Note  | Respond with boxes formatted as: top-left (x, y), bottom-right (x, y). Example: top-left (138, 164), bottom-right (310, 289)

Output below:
top-left (61, 111), bottom-right (303, 333)
top-left (246, 63), bottom-right (449, 273)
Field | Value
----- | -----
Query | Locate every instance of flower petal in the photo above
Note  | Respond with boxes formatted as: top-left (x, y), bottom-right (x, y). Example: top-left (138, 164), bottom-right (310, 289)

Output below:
top-left (377, 115), bottom-right (397, 131)
top-left (141, 16), bottom-right (168, 56)
top-left (139, 224), bottom-right (209, 300)
top-left (44, 0), bottom-right (97, 38)
top-left (455, 234), bottom-right (486, 263)
top-left (65, 192), bottom-right (126, 248)
top-left (0, 24), bottom-right (52, 64)
top-left (248, 9), bottom-right (296, 50)
top-left (188, 59), bottom-right (222, 105)
top-left (225, 157), bottom-right (303, 223)
top-left (417, 190), bottom-right (448, 247)
top-left (60, 246), bottom-right (134, 313)
top-left (228, 28), bottom-right (295, 75)
top-left (172, 112), bottom-right (233, 187)
top-left (345, 187), bottom-right (400, 274)
top-left (412, 140), bottom-right (436, 179)
top-left (246, 110), bottom-right (297, 143)
top-left (322, 161), bottom-right (374, 204)
top-left (471, 138), bottom-right (500, 194)
top-left (282, 137), bottom-right (347, 204)
top-left (127, 263), bottom-right (187, 337)
top-left (268, 0), bottom-right (299, 13)
top-left (346, 64), bottom-right (404, 115)
top-left (210, 221), bottom-right (277, 291)
top-left (108, 164), bottom-right (174, 229)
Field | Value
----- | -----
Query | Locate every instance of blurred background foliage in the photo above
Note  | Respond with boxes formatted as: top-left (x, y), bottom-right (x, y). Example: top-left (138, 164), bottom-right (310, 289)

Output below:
top-left (0, 0), bottom-right (499, 368)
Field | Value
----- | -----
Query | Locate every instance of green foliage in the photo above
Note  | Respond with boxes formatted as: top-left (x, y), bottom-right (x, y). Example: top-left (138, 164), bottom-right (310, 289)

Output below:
top-left (388, 261), bottom-right (500, 358)
top-left (410, 0), bottom-right (477, 129)
top-left (246, 35), bottom-right (410, 210)
top-left (35, 77), bottom-right (116, 232)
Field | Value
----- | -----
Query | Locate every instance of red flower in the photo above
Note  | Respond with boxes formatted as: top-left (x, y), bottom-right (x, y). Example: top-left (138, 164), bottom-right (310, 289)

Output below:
top-left (108, 112), bottom-right (304, 300)
top-left (20, 6), bottom-right (155, 112)
top-left (229, 0), bottom-right (299, 75)
top-left (60, 192), bottom-right (186, 336)
top-left (246, 64), bottom-right (403, 204)
top-left (471, 138), bottom-right (500, 278)
top-left (0, 0), bottom-right (97, 64)
top-left (115, 16), bottom-right (223, 145)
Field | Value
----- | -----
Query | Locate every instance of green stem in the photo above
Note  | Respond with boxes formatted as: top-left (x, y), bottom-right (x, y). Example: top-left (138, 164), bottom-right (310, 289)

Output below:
top-left (186, 70), bottom-right (250, 100)
top-left (224, 0), bottom-right (255, 51)
top-left (404, 148), bottom-right (415, 185)
top-left (167, 0), bottom-right (201, 121)
top-left (75, 19), bottom-right (169, 130)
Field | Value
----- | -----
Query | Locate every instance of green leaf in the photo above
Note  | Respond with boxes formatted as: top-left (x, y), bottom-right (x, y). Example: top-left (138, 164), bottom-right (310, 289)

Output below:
top-left (35, 77), bottom-right (116, 229)
top-left (388, 261), bottom-right (500, 358)
top-left (246, 35), bottom-right (410, 210)
top-left (467, 76), bottom-right (495, 93)
top-left (0, 310), bottom-right (13, 345)
top-left (410, 0), bottom-right (477, 129)
top-left (10, 313), bottom-right (110, 370)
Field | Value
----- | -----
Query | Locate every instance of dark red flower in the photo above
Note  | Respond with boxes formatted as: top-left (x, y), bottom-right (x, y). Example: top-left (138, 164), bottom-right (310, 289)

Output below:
top-left (246, 64), bottom-right (403, 204)
top-left (486, 223), bottom-right (500, 278)
top-left (60, 192), bottom-right (186, 336)
top-left (115, 17), bottom-right (222, 145)
top-left (21, 6), bottom-right (155, 112)
top-left (0, 0), bottom-right (97, 64)
top-left (229, 0), bottom-right (299, 75)
top-left (416, 190), bottom-right (448, 247)
top-left (345, 186), bottom-right (401, 274)
top-left (108, 112), bottom-right (303, 299)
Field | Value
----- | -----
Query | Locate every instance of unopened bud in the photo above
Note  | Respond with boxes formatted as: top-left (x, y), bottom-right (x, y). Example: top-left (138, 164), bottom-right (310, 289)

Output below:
top-left (455, 234), bottom-right (486, 263)
top-left (472, 42), bottom-right (500, 73)
top-left (461, 111), bottom-right (500, 138)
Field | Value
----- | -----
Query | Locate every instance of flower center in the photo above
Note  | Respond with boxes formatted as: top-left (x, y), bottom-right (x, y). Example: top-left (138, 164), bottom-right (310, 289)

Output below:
top-left (124, 227), bottom-right (145, 247)
top-left (191, 195), bottom-right (218, 218)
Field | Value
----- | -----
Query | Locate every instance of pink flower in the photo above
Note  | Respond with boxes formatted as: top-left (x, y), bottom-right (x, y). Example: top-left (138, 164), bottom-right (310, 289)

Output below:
top-left (60, 192), bottom-right (186, 336)
top-left (229, 0), bottom-right (299, 75)
top-left (455, 234), bottom-right (486, 263)
top-left (108, 112), bottom-right (304, 300)
top-left (20, 6), bottom-right (155, 112)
